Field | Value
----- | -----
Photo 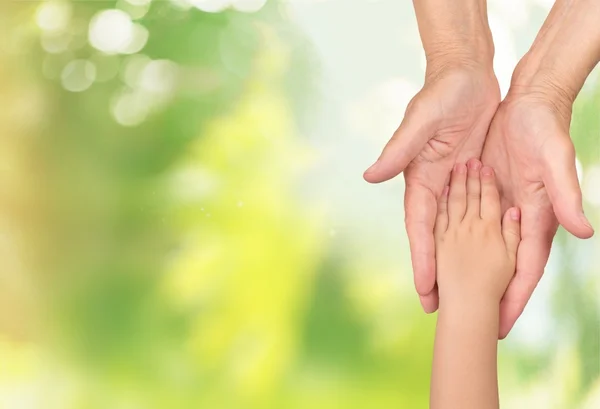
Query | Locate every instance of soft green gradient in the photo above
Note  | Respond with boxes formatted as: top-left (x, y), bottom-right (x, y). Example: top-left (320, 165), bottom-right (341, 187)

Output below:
top-left (0, 1), bottom-right (597, 408)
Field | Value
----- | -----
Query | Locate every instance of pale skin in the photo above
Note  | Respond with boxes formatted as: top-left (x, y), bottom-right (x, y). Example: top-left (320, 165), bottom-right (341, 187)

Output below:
top-left (430, 158), bottom-right (521, 409)
top-left (365, 0), bottom-right (598, 338)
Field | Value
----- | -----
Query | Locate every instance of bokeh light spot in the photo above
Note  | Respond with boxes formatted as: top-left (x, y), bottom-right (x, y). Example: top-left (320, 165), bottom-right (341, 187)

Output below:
top-left (88, 9), bottom-right (134, 54)
top-left (61, 60), bottom-right (97, 92)
top-left (121, 54), bottom-right (151, 88)
top-left (191, 0), bottom-right (230, 13)
top-left (232, 0), bottom-right (268, 13)
top-left (129, 0), bottom-right (152, 5)
top-left (139, 60), bottom-right (179, 95)
top-left (118, 0), bottom-right (152, 21)
top-left (111, 89), bottom-right (150, 127)
top-left (120, 24), bottom-right (149, 55)
top-left (41, 31), bottom-right (71, 54)
top-left (36, 1), bottom-right (72, 33)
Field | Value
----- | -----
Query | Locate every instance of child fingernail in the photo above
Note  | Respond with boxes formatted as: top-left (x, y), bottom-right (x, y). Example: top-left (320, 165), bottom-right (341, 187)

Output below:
top-left (580, 213), bottom-right (594, 231)
top-left (511, 208), bottom-right (521, 220)
top-left (455, 163), bottom-right (467, 174)
top-left (481, 166), bottom-right (493, 176)
top-left (468, 159), bottom-right (482, 170)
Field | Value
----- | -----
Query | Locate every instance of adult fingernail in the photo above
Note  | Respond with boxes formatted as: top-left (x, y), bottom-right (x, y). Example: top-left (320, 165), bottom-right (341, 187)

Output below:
top-left (511, 208), bottom-right (521, 221)
top-left (365, 160), bottom-right (380, 174)
top-left (581, 213), bottom-right (594, 230)
top-left (442, 186), bottom-right (450, 196)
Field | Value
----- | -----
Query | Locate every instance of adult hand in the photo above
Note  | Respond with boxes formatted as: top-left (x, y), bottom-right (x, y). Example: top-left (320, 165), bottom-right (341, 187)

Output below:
top-left (364, 0), bottom-right (497, 312)
top-left (364, 66), bottom-right (500, 312)
top-left (482, 0), bottom-right (600, 338)
top-left (482, 87), bottom-right (594, 338)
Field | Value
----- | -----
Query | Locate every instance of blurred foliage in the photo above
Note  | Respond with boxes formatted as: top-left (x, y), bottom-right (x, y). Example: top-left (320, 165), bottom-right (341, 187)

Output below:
top-left (0, 1), bottom-right (598, 408)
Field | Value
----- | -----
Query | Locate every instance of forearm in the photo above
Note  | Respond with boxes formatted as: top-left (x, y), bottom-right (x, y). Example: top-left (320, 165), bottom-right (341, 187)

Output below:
top-left (412, 0), bottom-right (494, 74)
top-left (511, 0), bottom-right (600, 110)
top-left (431, 298), bottom-right (500, 409)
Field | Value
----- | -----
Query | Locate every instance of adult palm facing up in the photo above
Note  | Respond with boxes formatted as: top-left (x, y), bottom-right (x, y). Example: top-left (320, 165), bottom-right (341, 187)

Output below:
top-left (365, 66), bottom-right (500, 312)
top-left (482, 87), bottom-right (594, 338)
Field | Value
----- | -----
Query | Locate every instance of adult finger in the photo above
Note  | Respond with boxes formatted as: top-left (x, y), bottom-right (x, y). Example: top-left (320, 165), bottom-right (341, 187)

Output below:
top-left (405, 182), bottom-right (438, 313)
top-left (543, 133), bottom-right (594, 239)
top-left (364, 95), bottom-right (437, 183)
top-left (420, 285), bottom-right (439, 315)
top-left (502, 207), bottom-right (521, 260)
top-left (434, 186), bottom-right (450, 237)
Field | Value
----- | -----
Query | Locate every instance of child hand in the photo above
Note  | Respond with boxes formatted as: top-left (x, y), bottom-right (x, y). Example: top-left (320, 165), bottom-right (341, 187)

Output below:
top-left (434, 159), bottom-right (521, 304)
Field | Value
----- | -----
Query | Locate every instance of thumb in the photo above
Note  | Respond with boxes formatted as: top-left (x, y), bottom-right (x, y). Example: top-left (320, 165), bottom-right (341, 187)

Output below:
top-left (542, 134), bottom-right (594, 239)
top-left (364, 95), bottom-right (436, 183)
top-left (502, 207), bottom-right (522, 259)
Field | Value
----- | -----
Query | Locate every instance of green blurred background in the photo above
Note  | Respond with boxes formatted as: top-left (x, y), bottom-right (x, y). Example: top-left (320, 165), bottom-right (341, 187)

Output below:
top-left (0, 0), bottom-right (598, 408)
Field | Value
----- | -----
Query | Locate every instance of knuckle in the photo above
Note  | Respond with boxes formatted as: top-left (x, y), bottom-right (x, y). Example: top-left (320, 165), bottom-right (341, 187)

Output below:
top-left (482, 177), bottom-right (496, 186)
top-left (507, 229), bottom-right (521, 238)
top-left (546, 135), bottom-right (575, 165)
top-left (477, 221), bottom-right (490, 233)
top-left (504, 228), bottom-right (521, 240)
top-left (449, 195), bottom-right (463, 203)
top-left (404, 215), bottom-right (429, 233)
top-left (406, 94), bottom-right (425, 116)
top-left (482, 189), bottom-right (498, 199)
top-left (558, 137), bottom-right (576, 158)
top-left (389, 127), bottom-right (402, 142)
top-left (462, 224), bottom-right (474, 235)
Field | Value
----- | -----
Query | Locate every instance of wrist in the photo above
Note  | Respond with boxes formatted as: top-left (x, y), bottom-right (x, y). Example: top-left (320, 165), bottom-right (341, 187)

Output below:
top-left (425, 43), bottom-right (495, 82)
top-left (413, 0), bottom-right (495, 79)
top-left (438, 296), bottom-right (500, 331)
top-left (508, 0), bottom-right (600, 112)
top-left (439, 289), bottom-right (502, 313)
top-left (438, 297), bottom-right (500, 338)
top-left (508, 60), bottom-right (575, 124)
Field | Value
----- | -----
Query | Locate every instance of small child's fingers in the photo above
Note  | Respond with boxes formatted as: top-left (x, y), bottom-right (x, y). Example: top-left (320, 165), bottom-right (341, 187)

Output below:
top-left (466, 159), bottom-right (482, 219)
top-left (435, 186), bottom-right (450, 236)
top-left (502, 207), bottom-right (522, 258)
top-left (448, 163), bottom-right (467, 223)
top-left (480, 166), bottom-right (501, 220)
